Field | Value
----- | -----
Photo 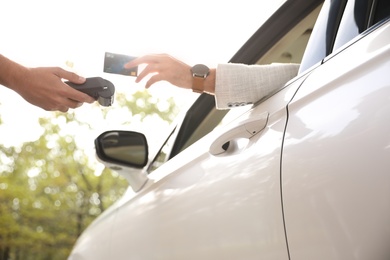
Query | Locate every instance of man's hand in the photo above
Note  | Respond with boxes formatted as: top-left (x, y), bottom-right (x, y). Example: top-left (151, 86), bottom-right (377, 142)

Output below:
top-left (125, 53), bottom-right (216, 94)
top-left (125, 54), bottom-right (192, 89)
top-left (18, 67), bottom-right (95, 112)
top-left (0, 54), bottom-right (95, 112)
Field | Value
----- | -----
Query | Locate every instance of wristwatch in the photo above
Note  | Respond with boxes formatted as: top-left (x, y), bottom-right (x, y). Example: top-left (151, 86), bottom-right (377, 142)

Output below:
top-left (191, 64), bottom-right (210, 93)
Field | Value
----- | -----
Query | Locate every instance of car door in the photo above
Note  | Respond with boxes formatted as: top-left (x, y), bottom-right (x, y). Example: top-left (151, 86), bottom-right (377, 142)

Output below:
top-left (108, 73), bottom-right (310, 260)
top-left (69, 0), bottom-right (325, 258)
top-left (282, 0), bottom-right (390, 259)
top-left (145, 0), bottom-right (324, 173)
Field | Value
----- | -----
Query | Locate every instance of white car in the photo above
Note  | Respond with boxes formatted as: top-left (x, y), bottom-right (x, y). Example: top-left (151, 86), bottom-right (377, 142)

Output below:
top-left (69, 0), bottom-right (390, 259)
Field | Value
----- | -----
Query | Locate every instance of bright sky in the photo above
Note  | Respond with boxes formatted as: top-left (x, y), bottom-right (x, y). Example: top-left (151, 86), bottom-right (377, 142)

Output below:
top-left (0, 0), bottom-right (285, 158)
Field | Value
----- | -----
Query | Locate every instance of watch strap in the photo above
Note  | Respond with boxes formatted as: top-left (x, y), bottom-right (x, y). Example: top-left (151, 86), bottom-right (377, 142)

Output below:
top-left (192, 76), bottom-right (204, 93)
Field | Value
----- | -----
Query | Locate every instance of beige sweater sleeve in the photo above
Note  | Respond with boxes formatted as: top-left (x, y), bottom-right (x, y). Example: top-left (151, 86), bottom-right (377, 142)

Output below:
top-left (214, 63), bottom-right (300, 109)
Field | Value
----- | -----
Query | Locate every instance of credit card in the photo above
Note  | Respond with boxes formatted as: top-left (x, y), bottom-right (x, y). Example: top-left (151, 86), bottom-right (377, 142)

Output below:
top-left (103, 52), bottom-right (138, 76)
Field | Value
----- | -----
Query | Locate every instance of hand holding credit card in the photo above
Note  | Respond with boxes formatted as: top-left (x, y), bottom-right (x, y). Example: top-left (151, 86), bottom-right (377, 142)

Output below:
top-left (103, 52), bottom-right (138, 76)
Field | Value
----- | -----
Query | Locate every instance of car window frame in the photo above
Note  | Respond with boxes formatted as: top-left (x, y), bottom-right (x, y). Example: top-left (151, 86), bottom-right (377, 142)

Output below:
top-left (332, 0), bottom-right (390, 52)
top-left (298, 0), bottom-right (347, 73)
top-left (146, 0), bottom-right (325, 174)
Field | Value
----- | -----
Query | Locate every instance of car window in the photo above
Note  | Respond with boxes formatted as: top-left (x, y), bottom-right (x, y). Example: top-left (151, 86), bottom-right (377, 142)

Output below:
top-left (147, 126), bottom-right (177, 173)
top-left (147, 95), bottom-right (225, 173)
top-left (333, 0), bottom-right (390, 51)
top-left (372, 0), bottom-right (390, 24)
top-left (256, 3), bottom-right (323, 65)
top-left (299, 0), bottom-right (347, 73)
top-left (146, 0), bottom-right (324, 173)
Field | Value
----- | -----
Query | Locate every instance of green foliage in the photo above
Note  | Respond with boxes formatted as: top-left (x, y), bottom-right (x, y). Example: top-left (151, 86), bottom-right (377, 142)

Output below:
top-left (0, 89), bottom-right (179, 259)
top-left (115, 90), bottom-right (180, 123)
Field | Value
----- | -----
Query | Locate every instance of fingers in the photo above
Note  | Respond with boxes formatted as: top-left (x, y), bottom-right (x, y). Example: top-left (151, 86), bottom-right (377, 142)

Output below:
top-left (56, 100), bottom-right (84, 113)
top-left (124, 54), bottom-right (167, 69)
top-left (124, 56), bottom-right (145, 68)
top-left (51, 68), bottom-right (95, 104)
top-left (39, 98), bottom-right (80, 113)
top-left (54, 67), bottom-right (86, 84)
top-left (145, 74), bottom-right (166, 89)
top-left (125, 54), bottom-right (188, 89)
top-left (135, 63), bottom-right (160, 83)
top-left (58, 106), bottom-right (69, 113)
top-left (56, 102), bottom-right (81, 113)
top-left (62, 81), bottom-right (96, 104)
top-left (42, 92), bottom-right (85, 112)
top-left (64, 100), bottom-right (84, 109)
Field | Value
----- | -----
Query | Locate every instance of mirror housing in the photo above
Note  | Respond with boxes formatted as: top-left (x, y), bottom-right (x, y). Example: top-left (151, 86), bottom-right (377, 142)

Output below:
top-left (95, 131), bottom-right (149, 192)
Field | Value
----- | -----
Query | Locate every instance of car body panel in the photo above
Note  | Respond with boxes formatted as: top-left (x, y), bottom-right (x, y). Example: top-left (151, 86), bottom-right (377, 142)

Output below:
top-left (283, 20), bottom-right (390, 259)
top-left (69, 0), bottom-right (390, 259)
top-left (109, 79), bottom-right (307, 260)
top-left (69, 209), bottom-right (115, 260)
top-left (70, 72), bottom-right (309, 259)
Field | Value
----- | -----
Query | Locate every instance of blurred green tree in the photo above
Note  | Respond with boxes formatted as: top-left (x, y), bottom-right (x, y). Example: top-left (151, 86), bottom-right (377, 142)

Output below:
top-left (0, 90), bottom-right (179, 260)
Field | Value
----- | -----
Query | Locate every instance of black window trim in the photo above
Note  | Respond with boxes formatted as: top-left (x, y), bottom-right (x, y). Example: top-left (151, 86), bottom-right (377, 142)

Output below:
top-left (325, 3), bottom-right (390, 63)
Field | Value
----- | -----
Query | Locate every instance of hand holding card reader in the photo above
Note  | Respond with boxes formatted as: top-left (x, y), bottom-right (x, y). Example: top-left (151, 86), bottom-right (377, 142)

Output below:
top-left (65, 77), bottom-right (115, 107)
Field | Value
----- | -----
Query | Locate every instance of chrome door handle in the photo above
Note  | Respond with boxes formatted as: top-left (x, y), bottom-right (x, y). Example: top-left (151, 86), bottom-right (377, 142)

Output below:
top-left (209, 112), bottom-right (269, 155)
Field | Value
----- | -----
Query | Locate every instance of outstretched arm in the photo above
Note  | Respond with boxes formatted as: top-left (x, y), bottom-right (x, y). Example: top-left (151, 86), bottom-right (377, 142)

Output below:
top-left (125, 53), bottom-right (300, 110)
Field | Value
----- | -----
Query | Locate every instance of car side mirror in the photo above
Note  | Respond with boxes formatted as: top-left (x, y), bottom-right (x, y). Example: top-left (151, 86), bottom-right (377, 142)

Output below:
top-left (95, 130), bottom-right (149, 192)
top-left (95, 130), bottom-right (148, 168)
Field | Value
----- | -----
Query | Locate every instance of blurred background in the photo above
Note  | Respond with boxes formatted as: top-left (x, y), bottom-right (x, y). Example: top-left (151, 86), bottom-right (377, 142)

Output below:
top-left (0, 0), bottom-right (284, 259)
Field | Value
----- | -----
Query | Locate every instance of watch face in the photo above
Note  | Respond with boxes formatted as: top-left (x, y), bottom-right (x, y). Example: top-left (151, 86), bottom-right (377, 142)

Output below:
top-left (191, 64), bottom-right (210, 77)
